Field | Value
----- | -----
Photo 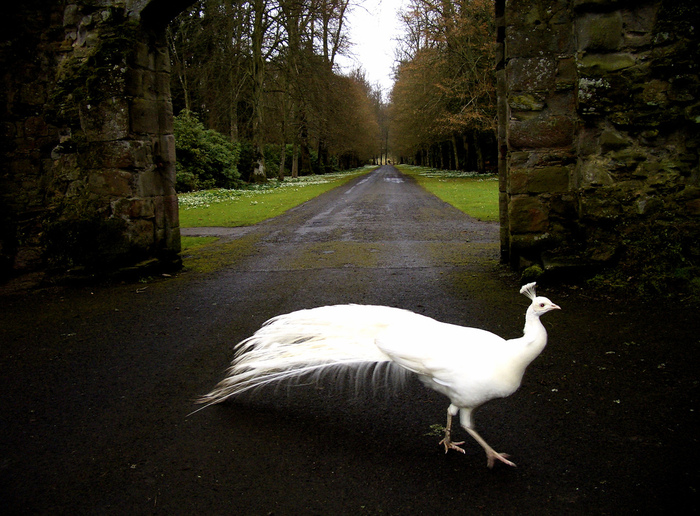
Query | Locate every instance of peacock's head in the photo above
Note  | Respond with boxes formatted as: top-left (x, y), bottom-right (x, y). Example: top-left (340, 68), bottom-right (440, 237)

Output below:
top-left (520, 282), bottom-right (561, 316)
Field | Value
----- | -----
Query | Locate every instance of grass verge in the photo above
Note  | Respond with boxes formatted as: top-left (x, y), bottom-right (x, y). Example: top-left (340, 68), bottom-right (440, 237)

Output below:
top-left (397, 165), bottom-right (499, 221)
top-left (181, 236), bottom-right (219, 252)
top-left (178, 167), bottom-right (374, 228)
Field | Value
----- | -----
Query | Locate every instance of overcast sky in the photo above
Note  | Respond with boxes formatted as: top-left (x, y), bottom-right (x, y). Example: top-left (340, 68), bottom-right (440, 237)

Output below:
top-left (336, 0), bottom-right (407, 98)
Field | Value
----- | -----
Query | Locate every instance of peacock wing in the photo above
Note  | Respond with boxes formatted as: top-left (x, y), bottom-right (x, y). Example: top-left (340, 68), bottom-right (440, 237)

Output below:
top-left (375, 319), bottom-right (506, 380)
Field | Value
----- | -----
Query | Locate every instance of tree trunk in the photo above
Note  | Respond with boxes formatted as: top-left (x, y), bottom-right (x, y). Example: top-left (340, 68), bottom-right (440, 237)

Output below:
top-left (291, 142), bottom-right (299, 178)
top-left (452, 134), bottom-right (460, 171)
top-left (464, 132), bottom-right (471, 170)
top-left (475, 131), bottom-right (485, 173)
top-left (300, 117), bottom-right (312, 175)
top-left (250, 0), bottom-right (267, 183)
top-left (278, 142), bottom-right (286, 180)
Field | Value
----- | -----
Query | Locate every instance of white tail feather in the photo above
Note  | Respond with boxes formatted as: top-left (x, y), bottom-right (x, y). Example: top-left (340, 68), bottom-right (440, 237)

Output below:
top-left (194, 305), bottom-right (419, 412)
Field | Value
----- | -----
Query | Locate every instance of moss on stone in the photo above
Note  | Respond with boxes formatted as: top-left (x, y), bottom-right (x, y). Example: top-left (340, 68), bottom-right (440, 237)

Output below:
top-left (48, 8), bottom-right (141, 127)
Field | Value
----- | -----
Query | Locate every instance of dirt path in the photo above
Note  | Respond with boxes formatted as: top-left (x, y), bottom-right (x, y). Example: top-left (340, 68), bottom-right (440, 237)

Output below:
top-left (1, 165), bottom-right (697, 514)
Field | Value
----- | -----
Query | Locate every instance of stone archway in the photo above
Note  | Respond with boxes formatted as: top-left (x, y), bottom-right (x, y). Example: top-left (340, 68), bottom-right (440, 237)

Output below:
top-left (1, 0), bottom-right (698, 286)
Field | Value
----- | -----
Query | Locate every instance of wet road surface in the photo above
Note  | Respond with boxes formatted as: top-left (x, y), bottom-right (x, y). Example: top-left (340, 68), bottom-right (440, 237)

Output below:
top-left (1, 165), bottom-right (697, 514)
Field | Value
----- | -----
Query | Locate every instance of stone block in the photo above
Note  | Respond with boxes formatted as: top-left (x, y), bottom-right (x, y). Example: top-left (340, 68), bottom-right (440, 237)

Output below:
top-left (24, 116), bottom-right (49, 137)
top-left (130, 70), bottom-right (157, 100)
top-left (640, 79), bottom-right (669, 107)
top-left (509, 93), bottom-right (545, 111)
top-left (88, 169), bottom-right (133, 197)
top-left (131, 140), bottom-right (154, 169)
top-left (81, 98), bottom-right (130, 141)
top-left (62, 4), bottom-right (82, 26)
top-left (135, 168), bottom-right (164, 197)
top-left (90, 141), bottom-right (133, 169)
top-left (20, 81), bottom-right (47, 106)
top-left (507, 57), bottom-right (559, 92)
top-left (599, 128), bottom-right (630, 152)
top-left (579, 191), bottom-right (624, 221)
top-left (509, 232), bottom-right (551, 257)
top-left (686, 198), bottom-right (700, 216)
top-left (505, 15), bottom-right (574, 57)
top-left (166, 226), bottom-right (182, 253)
top-left (576, 12), bottom-right (623, 52)
top-left (153, 194), bottom-right (178, 231)
top-left (556, 58), bottom-right (577, 90)
top-left (127, 219), bottom-right (155, 249)
top-left (130, 98), bottom-right (160, 134)
top-left (509, 195), bottom-right (549, 233)
top-left (163, 195), bottom-right (180, 227)
top-left (81, 140), bottom-right (152, 170)
top-left (142, 71), bottom-right (158, 100)
top-left (112, 197), bottom-right (155, 219)
top-left (154, 45), bottom-right (170, 73)
top-left (159, 134), bottom-right (176, 164)
top-left (158, 100), bottom-right (174, 133)
top-left (155, 72), bottom-right (171, 97)
top-left (621, 4), bottom-right (657, 48)
top-left (510, 166), bottom-right (571, 194)
top-left (546, 90), bottom-right (576, 116)
top-left (509, 115), bottom-right (575, 149)
top-left (133, 41), bottom-right (155, 71)
top-left (577, 53), bottom-right (636, 76)
top-left (578, 157), bottom-right (614, 187)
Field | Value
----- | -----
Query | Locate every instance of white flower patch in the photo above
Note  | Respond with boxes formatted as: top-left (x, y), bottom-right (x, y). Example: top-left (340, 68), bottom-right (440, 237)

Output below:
top-left (178, 170), bottom-right (368, 210)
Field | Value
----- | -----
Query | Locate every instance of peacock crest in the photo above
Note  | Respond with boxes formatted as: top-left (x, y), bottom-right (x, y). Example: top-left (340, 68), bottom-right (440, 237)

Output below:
top-left (519, 282), bottom-right (537, 301)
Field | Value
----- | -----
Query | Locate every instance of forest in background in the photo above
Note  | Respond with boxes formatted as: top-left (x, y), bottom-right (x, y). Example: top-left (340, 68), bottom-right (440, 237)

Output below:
top-left (391, 0), bottom-right (496, 172)
top-left (167, 0), bottom-right (497, 192)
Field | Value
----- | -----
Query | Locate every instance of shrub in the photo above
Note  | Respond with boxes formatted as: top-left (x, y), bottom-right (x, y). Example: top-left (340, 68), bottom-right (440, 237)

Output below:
top-left (173, 111), bottom-right (241, 192)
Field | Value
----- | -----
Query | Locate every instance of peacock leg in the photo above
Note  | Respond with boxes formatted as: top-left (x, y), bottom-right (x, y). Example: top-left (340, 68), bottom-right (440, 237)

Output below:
top-left (464, 427), bottom-right (516, 468)
top-left (439, 404), bottom-right (465, 453)
top-left (456, 407), bottom-right (516, 468)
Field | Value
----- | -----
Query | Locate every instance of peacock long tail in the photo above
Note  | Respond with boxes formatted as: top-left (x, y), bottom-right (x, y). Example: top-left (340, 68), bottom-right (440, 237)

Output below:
top-left (195, 305), bottom-right (428, 409)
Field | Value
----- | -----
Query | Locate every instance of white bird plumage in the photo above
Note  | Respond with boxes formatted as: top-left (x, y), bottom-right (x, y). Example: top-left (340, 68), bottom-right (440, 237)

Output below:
top-left (196, 282), bottom-right (560, 468)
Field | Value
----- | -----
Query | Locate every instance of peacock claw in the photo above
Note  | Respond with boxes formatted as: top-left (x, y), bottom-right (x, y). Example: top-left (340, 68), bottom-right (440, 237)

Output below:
top-left (486, 451), bottom-right (516, 468)
top-left (439, 438), bottom-right (466, 454)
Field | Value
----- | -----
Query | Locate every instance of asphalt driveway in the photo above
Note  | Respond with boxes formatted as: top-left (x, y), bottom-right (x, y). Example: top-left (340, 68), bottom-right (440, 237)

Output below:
top-left (1, 165), bottom-right (697, 514)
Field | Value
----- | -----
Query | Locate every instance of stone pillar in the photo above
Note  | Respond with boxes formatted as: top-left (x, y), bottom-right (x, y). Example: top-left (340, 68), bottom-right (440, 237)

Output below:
top-left (501, 0), bottom-right (578, 271)
top-left (500, 0), bottom-right (699, 282)
top-left (0, 1), bottom-right (181, 283)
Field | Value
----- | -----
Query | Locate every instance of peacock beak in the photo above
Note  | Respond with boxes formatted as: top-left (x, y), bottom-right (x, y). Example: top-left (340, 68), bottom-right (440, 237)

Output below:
top-left (551, 304), bottom-right (561, 310)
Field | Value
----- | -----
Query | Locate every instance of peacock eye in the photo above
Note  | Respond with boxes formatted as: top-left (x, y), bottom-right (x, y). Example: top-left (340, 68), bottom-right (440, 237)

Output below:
top-left (539, 303), bottom-right (545, 308)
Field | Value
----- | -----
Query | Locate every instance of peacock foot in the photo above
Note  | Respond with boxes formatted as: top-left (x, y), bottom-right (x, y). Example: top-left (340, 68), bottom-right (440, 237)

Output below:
top-left (439, 437), bottom-right (466, 454)
top-left (486, 450), bottom-right (516, 468)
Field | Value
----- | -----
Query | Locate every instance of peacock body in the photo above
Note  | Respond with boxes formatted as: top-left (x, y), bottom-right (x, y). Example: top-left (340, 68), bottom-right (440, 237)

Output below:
top-left (196, 282), bottom-right (560, 468)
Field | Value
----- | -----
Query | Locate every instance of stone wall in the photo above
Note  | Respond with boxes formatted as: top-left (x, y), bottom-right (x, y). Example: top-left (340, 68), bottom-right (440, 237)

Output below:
top-left (498, 0), bottom-right (700, 286)
top-left (0, 1), bottom-right (180, 283)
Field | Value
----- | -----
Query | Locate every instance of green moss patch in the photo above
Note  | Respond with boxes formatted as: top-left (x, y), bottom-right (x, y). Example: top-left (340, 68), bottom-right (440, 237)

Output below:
top-left (181, 233), bottom-right (260, 273)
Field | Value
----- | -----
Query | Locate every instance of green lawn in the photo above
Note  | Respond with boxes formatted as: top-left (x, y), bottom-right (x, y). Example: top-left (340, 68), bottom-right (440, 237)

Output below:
top-left (178, 167), bottom-right (373, 228)
top-left (397, 165), bottom-right (499, 222)
top-left (181, 235), bottom-right (219, 251)
top-left (178, 164), bottom-right (498, 235)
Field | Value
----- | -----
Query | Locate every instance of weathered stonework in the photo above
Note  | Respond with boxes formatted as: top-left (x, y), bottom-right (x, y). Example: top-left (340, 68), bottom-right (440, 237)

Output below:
top-left (0, 1), bottom-right (181, 282)
top-left (497, 0), bottom-right (700, 285)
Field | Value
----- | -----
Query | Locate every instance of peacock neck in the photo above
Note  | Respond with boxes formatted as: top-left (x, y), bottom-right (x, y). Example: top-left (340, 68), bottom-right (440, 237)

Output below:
top-left (510, 306), bottom-right (549, 369)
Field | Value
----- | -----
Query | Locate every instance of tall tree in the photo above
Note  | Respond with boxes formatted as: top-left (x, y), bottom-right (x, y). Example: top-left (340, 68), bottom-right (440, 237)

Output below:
top-left (168, 0), bottom-right (379, 184)
top-left (390, 0), bottom-right (496, 170)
